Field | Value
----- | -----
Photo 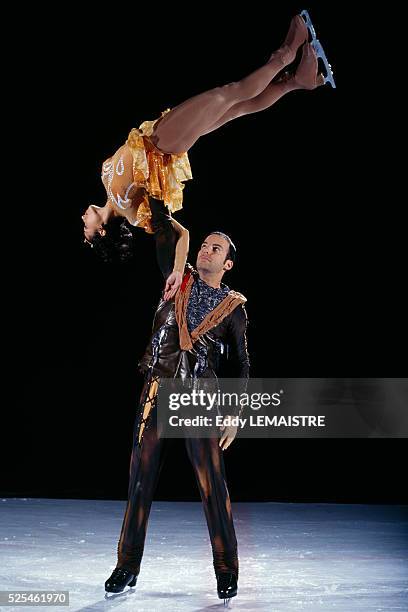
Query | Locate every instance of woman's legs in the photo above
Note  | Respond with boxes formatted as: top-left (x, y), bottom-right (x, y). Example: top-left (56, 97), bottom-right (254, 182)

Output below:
top-left (201, 43), bottom-right (324, 135)
top-left (151, 15), bottom-right (308, 154)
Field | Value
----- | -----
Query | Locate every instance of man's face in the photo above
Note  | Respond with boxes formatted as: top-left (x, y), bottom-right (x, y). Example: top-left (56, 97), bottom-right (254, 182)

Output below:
top-left (196, 234), bottom-right (233, 275)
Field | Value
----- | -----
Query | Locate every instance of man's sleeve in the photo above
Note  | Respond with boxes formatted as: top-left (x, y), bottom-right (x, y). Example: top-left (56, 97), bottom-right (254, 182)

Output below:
top-left (227, 304), bottom-right (250, 417)
top-left (149, 197), bottom-right (178, 280)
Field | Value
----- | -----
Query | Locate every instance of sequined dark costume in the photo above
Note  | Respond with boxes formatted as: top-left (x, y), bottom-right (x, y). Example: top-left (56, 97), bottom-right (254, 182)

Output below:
top-left (116, 199), bottom-right (249, 581)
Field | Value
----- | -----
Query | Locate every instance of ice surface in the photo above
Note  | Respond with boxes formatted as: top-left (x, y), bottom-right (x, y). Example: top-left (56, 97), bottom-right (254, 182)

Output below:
top-left (1, 498), bottom-right (407, 611)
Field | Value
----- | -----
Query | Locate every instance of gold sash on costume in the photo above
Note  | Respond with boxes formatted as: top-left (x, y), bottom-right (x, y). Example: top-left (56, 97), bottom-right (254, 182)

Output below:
top-left (175, 269), bottom-right (247, 351)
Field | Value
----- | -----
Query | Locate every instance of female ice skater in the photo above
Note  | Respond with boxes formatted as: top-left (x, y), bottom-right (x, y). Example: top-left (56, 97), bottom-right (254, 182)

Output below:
top-left (82, 9), bottom-right (334, 282)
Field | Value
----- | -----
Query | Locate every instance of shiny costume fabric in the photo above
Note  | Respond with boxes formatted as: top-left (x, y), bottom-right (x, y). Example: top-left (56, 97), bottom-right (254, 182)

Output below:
top-left (117, 383), bottom-right (238, 579)
top-left (116, 200), bottom-right (248, 579)
top-left (187, 278), bottom-right (230, 332)
top-left (100, 110), bottom-right (192, 234)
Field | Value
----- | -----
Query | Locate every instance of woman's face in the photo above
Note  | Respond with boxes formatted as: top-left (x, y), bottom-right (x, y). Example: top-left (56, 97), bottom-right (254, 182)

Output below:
top-left (82, 205), bottom-right (103, 241)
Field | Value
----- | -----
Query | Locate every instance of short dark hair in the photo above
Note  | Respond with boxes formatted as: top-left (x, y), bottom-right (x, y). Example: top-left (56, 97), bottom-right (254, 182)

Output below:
top-left (87, 218), bottom-right (135, 263)
top-left (208, 231), bottom-right (237, 263)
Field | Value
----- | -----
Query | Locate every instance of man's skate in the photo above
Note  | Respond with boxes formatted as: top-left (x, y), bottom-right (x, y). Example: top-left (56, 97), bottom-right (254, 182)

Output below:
top-left (104, 567), bottom-right (138, 594)
top-left (217, 572), bottom-right (238, 606)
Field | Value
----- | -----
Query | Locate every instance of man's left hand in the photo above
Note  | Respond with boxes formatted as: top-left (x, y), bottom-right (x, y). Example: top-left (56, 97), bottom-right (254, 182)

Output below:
top-left (163, 271), bottom-right (182, 301)
top-left (219, 418), bottom-right (238, 451)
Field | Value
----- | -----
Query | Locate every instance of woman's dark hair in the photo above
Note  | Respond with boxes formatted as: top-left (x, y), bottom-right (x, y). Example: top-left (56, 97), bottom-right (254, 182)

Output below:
top-left (90, 217), bottom-right (136, 263)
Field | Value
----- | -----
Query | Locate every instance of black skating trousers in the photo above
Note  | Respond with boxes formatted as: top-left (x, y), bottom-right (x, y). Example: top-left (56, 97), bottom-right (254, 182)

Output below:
top-left (116, 376), bottom-right (239, 578)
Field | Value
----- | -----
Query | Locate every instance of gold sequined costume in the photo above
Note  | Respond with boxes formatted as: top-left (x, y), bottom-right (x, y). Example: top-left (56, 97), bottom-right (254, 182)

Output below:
top-left (101, 110), bottom-right (192, 233)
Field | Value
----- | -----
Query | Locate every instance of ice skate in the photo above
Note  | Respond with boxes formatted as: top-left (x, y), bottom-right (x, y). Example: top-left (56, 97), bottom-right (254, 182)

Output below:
top-left (217, 572), bottom-right (238, 605)
top-left (104, 567), bottom-right (138, 593)
top-left (311, 38), bottom-right (336, 88)
top-left (270, 14), bottom-right (308, 66)
top-left (294, 43), bottom-right (325, 90)
top-left (300, 9), bottom-right (336, 88)
top-left (300, 9), bottom-right (317, 41)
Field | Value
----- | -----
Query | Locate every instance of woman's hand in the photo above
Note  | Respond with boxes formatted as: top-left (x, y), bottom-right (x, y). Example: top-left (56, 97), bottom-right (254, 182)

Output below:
top-left (163, 271), bottom-right (183, 301)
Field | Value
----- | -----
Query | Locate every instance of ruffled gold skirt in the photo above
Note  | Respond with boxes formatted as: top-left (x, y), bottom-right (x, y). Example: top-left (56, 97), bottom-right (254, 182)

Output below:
top-left (126, 109), bottom-right (193, 233)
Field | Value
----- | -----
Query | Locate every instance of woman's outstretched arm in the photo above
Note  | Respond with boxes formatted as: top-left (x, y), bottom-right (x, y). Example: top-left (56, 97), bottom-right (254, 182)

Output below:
top-left (164, 217), bottom-right (189, 301)
top-left (171, 217), bottom-right (190, 274)
top-left (149, 198), bottom-right (189, 300)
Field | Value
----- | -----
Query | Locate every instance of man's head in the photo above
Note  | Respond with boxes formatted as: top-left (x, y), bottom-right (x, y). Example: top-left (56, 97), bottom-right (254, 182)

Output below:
top-left (196, 232), bottom-right (236, 281)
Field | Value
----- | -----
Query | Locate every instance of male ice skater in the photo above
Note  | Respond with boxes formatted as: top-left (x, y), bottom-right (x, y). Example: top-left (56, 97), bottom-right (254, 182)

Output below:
top-left (104, 198), bottom-right (249, 602)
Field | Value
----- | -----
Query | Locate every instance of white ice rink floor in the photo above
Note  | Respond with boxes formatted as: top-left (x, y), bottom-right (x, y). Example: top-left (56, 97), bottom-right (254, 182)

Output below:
top-left (1, 498), bottom-right (407, 611)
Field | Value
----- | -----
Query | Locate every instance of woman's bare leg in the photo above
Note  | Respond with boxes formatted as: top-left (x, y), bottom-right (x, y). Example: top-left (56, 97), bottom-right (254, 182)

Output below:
top-left (151, 15), bottom-right (308, 154)
top-left (202, 43), bottom-right (325, 135)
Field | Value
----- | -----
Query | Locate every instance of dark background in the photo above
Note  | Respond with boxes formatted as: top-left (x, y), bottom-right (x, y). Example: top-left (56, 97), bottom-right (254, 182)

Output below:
top-left (3, 3), bottom-right (406, 503)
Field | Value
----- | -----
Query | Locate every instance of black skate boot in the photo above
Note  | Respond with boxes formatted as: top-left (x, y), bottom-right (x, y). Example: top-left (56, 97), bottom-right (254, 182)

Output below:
top-left (216, 572), bottom-right (238, 605)
top-left (104, 567), bottom-right (138, 593)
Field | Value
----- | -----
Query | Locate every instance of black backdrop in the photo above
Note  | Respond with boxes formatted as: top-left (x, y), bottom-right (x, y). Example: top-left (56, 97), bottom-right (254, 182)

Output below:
top-left (3, 2), bottom-right (406, 503)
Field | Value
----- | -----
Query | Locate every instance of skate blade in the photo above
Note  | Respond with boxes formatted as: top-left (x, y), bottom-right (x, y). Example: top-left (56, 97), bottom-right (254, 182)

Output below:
top-left (300, 9), bottom-right (317, 41)
top-left (104, 588), bottom-right (135, 600)
top-left (311, 39), bottom-right (336, 88)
